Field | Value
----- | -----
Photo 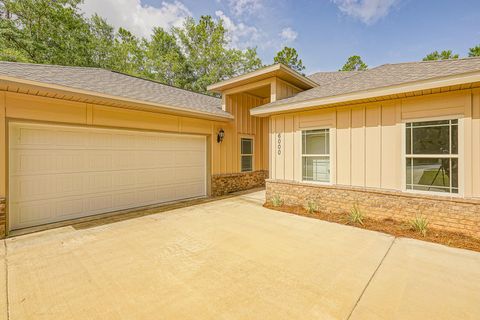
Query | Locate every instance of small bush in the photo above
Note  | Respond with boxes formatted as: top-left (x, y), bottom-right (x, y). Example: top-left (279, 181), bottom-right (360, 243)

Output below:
top-left (410, 216), bottom-right (429, 237)
top-left (348, 203), bottom-right (364, 226)
top-left (304, 200), bottom-right (319, 214)
top-left (271, 194), bottom-right (284, 207)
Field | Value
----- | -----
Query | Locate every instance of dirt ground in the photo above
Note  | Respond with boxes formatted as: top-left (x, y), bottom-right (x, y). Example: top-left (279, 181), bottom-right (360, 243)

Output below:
top-left (264, 203), bottom-right (480, 253)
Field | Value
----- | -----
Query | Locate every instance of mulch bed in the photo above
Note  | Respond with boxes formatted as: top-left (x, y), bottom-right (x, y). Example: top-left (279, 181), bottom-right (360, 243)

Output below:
top-left (264, 203), bottom-right (480, 253)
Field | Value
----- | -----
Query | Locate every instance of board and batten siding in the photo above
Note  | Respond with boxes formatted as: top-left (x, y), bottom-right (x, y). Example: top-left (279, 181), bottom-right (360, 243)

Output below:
top-left (270, 89), bottom-right (480, 198)
top-left (275, 78), bottom-right (303, 101)
top-left (215, 92), bottom-right (269, 175)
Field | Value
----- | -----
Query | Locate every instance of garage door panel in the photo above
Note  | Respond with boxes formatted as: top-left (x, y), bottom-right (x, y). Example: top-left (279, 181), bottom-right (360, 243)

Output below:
top-left (175, 182), bottom-right (205, 199)
top-left (9, 123), bottom-right (207, 230)
top-left (174, 136), bottom-right (205, 151)
top-left (88, 152), bottom-right (113, 171)
top-left (157, 168), bottom-right (176, 185)
top-left (11, 177), bottom-right (53, 201)
top-left (56, 198), bottom-right (86, 217)
top-left (175, 166), bottom-right (205, 183)
top-left (174, 151), bottom-right (206, 167)
top-left (56, 130), bottom-right (87, 147)
top-left (86, 173), bottom-right (113, 192)
top-left (11, 201), bottom-right (54, 226)
top-left (14, 152), bottom-right (53, 174)
top-left (14, 127), bottom-right (53, 147)
top-left (12, 150), bottom-right (88, 175)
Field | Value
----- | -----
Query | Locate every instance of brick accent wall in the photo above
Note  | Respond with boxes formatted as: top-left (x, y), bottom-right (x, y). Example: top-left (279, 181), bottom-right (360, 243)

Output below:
top-left (266, 180), bottom-right (480, 239)
top-left (212, 170), bottom-right (268, 196)
top-left (0, 197), bottom-right (5, 239)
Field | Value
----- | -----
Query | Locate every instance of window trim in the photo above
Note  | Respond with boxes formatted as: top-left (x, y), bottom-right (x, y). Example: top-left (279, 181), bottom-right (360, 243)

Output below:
top-left (240, 136), bottom-right (254, 172)
top-left (401, 116), bottom-right (463, 197)
top-left (301, 128), bottom-right (332, 184)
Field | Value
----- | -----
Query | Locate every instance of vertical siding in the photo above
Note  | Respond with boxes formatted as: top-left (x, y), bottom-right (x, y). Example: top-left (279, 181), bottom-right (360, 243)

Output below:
top-left (223, 92), bottom-right (269, 174)
top-left (274, 116), bottom-right (285, 179)
top-left (380, 103), bottom-right (401, 190)
top-left (351, 107), bottom-right (365, 187)
top-left (269, 90), bottom-right (480, 197)
top-left (276, 79), bottom-right (302, 100)
top-left (472, 89), bottom-right (480, 197)
top-left (336, 109), bottom-right (351, 185)
top-left (365, 106), bottom-right (382, 188)
top-left (284, 115), bottom-right (294, 180)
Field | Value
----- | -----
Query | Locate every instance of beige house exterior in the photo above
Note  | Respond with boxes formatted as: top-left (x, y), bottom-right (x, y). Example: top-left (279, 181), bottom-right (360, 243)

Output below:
top-left (213, 58), bottom-right (480, 238)
top-left (0, 62), bottom-right (280, 237)
top-left (1, 58), bottom-right (480, 238)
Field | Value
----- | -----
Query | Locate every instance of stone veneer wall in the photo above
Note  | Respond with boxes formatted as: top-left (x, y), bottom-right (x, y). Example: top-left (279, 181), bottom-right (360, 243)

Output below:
top-left (0, 198), bottom-right (5, 238)
top-left (212, 170), bottom-right (268, 196)
top-left (266, 180), bottom-right (480, 239)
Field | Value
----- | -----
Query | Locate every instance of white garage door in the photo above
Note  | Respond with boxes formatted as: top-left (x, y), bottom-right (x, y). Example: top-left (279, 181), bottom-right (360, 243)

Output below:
top-left (9, 122), bottom-right (206, 230)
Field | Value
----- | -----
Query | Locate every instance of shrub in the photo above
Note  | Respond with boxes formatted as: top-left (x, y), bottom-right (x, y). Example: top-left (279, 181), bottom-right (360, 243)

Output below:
top-left (410, 216), bottom-right (429, 237)
top-left (348, 203), bottom-right (364, 226)
top-left (304, 200), bottom-right (319, 214)
top-left (271, 194), bottom-right (284, 207)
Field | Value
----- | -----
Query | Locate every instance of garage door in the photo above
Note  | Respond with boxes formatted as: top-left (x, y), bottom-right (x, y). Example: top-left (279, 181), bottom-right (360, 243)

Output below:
top-left (8, 122), bottom-right (207, 230)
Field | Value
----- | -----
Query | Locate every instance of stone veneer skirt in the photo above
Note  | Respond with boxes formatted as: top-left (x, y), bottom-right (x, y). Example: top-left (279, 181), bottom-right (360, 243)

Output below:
top-left (266, 179), bottom-right (480, 238)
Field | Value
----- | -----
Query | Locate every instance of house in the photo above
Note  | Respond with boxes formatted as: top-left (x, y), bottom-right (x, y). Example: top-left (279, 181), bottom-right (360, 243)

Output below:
top-left (0, 58), bottom-right (479, 238)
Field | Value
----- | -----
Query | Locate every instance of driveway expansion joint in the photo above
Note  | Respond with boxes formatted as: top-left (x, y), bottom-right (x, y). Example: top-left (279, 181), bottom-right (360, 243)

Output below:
top-left (346, 237), bottom-right (396, 320)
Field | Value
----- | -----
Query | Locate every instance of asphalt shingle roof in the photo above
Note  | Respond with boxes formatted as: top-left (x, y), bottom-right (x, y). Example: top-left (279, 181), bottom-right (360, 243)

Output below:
top-left (257, 57), bottom-right (480, 111)
top-left (0, 62), bottom-right (229, 118)
top-left (307, 71), bottom-right (362, 86)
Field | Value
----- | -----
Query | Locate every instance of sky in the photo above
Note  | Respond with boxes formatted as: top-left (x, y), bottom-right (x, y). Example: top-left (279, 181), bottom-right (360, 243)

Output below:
top-left (80, 0), bottom-right (480, 74)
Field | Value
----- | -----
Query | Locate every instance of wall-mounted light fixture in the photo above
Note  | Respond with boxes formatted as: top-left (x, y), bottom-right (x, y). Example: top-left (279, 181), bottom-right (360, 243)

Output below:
top-left (217, 128), bottom-right (225, 143)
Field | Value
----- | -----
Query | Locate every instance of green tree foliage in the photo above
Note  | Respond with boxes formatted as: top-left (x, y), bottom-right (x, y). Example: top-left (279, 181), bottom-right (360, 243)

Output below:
top-left (0, 1), bottom-right (263, 94)
top-left (423, 50), bottom-right (459, 61)
top-left (469, 45), bottom-right (480, 57)
top-left (143, 27), bottom-right (189, 87)
top-left (273, 46), bottom-right (305, 73)
top-left (340, 55), bottom-right (368, 71)
top-left (173, 16), bottom-right (262, 93)
top-left (0, 0), bottom-right (94, 65)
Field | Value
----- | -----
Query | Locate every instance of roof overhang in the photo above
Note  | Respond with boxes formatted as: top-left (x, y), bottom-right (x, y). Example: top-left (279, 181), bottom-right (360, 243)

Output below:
top-left (0, 75), bottom-right (233, 122)
top-left (251, 71), bottom-right (480, 117)
top-left (207, 63), bottom-right (318, 93)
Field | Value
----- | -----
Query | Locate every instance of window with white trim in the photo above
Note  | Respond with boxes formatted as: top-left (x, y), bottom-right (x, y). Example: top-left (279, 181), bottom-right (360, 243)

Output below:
top-left (241, 138), bottom-right (253, 172)
top-left (405, 119), bottom-right (458, 194)
top-left (302, 129), bottom-right (330, 182)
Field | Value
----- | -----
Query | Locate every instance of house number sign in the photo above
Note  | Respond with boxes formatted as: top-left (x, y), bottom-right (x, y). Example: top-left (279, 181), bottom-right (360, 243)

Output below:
top-left (277, 133), bottom-right (282, 155)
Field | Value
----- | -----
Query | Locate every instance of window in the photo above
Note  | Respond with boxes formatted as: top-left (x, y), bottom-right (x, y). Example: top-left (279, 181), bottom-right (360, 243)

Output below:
top-left (241, 138), bottom-right (253, 172)
top-left (405, 119), bottom-right (458, 194)
top-left (302, 129), bottom-right (330, 182)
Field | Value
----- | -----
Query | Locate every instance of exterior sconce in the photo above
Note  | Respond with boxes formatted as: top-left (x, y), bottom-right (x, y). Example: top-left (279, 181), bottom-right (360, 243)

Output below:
top-left (217, 129), bottom-right (225, 143)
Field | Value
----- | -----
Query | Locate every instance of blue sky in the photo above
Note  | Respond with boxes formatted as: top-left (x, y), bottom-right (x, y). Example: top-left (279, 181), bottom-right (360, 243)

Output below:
top-left (81, 0), bottom-right (480, 74)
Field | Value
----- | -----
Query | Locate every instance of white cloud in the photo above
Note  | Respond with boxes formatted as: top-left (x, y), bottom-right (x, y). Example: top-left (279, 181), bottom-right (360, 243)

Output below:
top-left (331, 0), bottom-right (398, 24)
top-left (80, 0), bottom-right (192, 38)
top-left (280, 27), bottom-right (298, 43)
top-left (215, 10), bottom-right (263, 49)
top-left (227, 0), bottom-right (263, 16)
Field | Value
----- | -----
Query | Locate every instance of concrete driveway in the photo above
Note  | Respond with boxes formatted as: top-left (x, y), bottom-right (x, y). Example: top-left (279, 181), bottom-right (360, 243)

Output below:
top-left (1, 191), bottom-right (479, 320)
